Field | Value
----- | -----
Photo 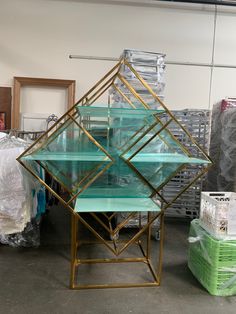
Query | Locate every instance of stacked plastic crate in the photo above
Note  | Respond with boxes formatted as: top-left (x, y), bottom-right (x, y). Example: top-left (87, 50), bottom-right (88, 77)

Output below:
top-left (110, 49), bottom-right (166, 108)
top-left (188, 192), bottom-right (236, 296)
top-left (112, 49), bottom-right (165, 234)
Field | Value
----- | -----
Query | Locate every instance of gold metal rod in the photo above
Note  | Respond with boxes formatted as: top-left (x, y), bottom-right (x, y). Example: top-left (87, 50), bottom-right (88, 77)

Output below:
top-left (88, 81), bottom-right (114, 106)
top-left (108, 212), bottom-right (117, 221)
top-left (151, 115), bottom-right (191, 157)
top-left (86, 76), bottom-right (115, 106)
top-left (16, 115), bottom-right (72, 160)
top-left (113, 212), bottom-right (138, 234)
top-left (111, 59), bottom-right (124, 85)
top-left (77, 239), bottom-right (130, 245)
top-left (112, 84), bottom-right (137, 109)
top-left (76, 61), bottom-right (122, 107)
top-left (17, 60), bottom-right (122, 161)
top-left (118, 124), bottom-right (146, 151)
top-left (117, 74), bottom-right (150, 109)
top-left (163, 165), bottom-right (212, 211)
top-left (118, 212), bottom-right (162, 255)
top-left (17, 60), bottom-right (123, 160)
top-left (146, 212), bottom-right (152, 259)
top-left (35, 160), bottom-right (73, 195)
top-left (123, 158), bottom-right (168, 204)
top-left (101, 212), bottom-right (109, 220)
top-left (146, 259), bottom-right (159, 283)
top-left (77, 214), bottom-right (117, 255)
top-left (71, 282), bottom-right (159, 290)
top-left (151, 163), bottom-right (187, 197)
top-left (68, 114), bottom-right (114, 161)
top-left (71, 158), bottom-right (109, 194)
top-left (18, 160), bottom-right (75, 214)
top-left (27, 113), bottom-right (81, 158)
top-left (127, 119), bottom-right (173, 161)
top-left (158, 133), bottom-right (177, 153)
top-left (76, 258), bottom-right (146, 264)
top-left (121, 120), bottom-right (160, 157)
top-left (138, 240), bottom-right (147, 259)
top-left (124, 60), bottom-right (212, 162)
top-left (70, 213), bottom-right (77, 288)
top-left (36, 117), bottom-right (73, 153)
top-left (90, 212), bottom-right (111, 234)
top-left (67, 161), bottom-right (113, 204)
top-left (157, 213), bottom-right (164, 282)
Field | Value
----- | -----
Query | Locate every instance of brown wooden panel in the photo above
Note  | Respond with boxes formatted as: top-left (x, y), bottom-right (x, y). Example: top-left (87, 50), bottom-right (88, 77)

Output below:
top-left (0, 87), bottom-right (12, 130)
top-left (12, 77), bottom-right (75, 129)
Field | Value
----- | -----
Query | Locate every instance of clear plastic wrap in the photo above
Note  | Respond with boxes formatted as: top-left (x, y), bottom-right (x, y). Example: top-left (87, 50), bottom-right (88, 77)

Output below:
top-left (0, 145), bottom-right (32, 234)
top-left (0, 135), bottom-right (45, 247)
top-left (188, 219), bottom-right (236, 296)
top-left (218, 108), bottom-right (236, 191)
top-left (0, 218), bottom-right (40, 247)
top-left (206, 102), bottom-right (222, 191)
top-left (207, 101), bottom-right (236, 192)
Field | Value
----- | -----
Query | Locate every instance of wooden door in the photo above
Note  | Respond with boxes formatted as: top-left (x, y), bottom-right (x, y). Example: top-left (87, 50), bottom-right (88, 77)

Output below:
top-left (0, 87), bottom-right (11, 130)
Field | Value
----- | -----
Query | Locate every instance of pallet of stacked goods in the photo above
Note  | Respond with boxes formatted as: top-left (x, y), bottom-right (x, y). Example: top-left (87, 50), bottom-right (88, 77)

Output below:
top-left (188, 192), bottom-right (236, 296)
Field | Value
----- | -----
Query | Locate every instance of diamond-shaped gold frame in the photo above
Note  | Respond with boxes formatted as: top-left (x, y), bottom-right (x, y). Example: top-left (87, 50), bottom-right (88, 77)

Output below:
top-left (17, 57), bottom-right (212, 289)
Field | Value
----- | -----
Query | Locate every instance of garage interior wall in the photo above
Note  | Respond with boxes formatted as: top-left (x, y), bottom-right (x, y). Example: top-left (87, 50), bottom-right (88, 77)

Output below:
top-left (0, 0), bottom-right (236, 112)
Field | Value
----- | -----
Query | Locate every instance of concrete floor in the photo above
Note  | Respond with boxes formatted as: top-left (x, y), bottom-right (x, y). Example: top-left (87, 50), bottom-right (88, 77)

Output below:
top-left (1, 206), bottom-right (236, 314)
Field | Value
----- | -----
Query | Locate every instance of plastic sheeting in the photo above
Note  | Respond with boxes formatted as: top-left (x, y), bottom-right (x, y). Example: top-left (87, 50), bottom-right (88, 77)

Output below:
top-left (188, 219), bottom-right (236, 296)
top-left (0, 135), bottom-right (45, 247)
top-left (0, 145), bottom-right (32, 234)
top-left (207, 101), bottom-right (236, 192)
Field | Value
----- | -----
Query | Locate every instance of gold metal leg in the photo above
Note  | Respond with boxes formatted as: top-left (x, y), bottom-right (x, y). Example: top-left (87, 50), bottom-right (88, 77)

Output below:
top-left (70, 211), bottom-right (163, 290)
top-left (157, 212), bottom-right (164, 283)
top-left (70, 213), bottom-right (77, 289)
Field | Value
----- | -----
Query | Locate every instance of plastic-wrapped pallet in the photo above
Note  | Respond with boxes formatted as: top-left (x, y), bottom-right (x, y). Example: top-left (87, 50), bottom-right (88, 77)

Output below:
top-left (188, 219), bottom-right (236, 296)
top-left (0, 134), bottom-right (45, 247)
top-left (206, 103), bottom-right (222, 191)
top-left (207, 99), bottom-right (236, 192)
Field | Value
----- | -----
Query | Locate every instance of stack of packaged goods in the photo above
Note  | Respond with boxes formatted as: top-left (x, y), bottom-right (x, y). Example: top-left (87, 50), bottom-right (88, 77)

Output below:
top-left (110, 49), bottom-right (166, 109)
top-left (188, 192), bottom-right (236, 296)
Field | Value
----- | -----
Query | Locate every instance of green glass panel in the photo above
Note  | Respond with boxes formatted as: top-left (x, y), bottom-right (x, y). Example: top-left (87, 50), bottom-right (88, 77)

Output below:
top-left (21, 105), bottom-right (209, 203)
top-left (22, 118), bottom-right (112, 194)
top-left (75, 197), bottom-right (160, 213)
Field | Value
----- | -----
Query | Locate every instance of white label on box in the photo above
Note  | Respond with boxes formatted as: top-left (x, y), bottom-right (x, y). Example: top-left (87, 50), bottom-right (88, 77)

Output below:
top-left (227, 199), bottom-right (236, 235)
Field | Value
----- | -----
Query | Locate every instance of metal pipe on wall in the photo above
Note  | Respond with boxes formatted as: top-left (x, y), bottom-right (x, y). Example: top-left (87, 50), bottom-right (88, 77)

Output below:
top-left (69, 55), bottom-right (236, 69)
top-left (156, 0), bottom-right (236, 7)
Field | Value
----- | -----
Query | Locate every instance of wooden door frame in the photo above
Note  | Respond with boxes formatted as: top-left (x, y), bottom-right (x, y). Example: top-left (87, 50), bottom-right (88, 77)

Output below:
top-left (12, 77), bottom-right (76, 129)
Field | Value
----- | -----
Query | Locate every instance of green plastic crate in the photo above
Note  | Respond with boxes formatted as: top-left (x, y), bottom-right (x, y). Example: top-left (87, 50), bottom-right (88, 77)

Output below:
top-left (189, 219), bottom-right (236, 268)
top-left (188, 219), bottom-right (236, 296)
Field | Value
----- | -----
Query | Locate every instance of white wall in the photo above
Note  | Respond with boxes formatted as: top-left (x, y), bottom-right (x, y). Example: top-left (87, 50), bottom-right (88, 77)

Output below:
top-left (0, 0), bottom-right (236, 115)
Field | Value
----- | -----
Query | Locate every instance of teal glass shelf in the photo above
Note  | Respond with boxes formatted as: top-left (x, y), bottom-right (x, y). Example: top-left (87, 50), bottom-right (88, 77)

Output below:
top-left (22, 152), bottom-right (110, 162)
top-left (21, 104), bottom-right (210, 201)
top-left (77, 105), bottom-right (164, 129)
top-left (75, 197), bottom-right (160, 213)
top-left (125, 153), bottom-right (211, 164)
top-left (77, 105), bottom-right (164, 118)
top-left (22, 152), bottom-right (210, 165)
